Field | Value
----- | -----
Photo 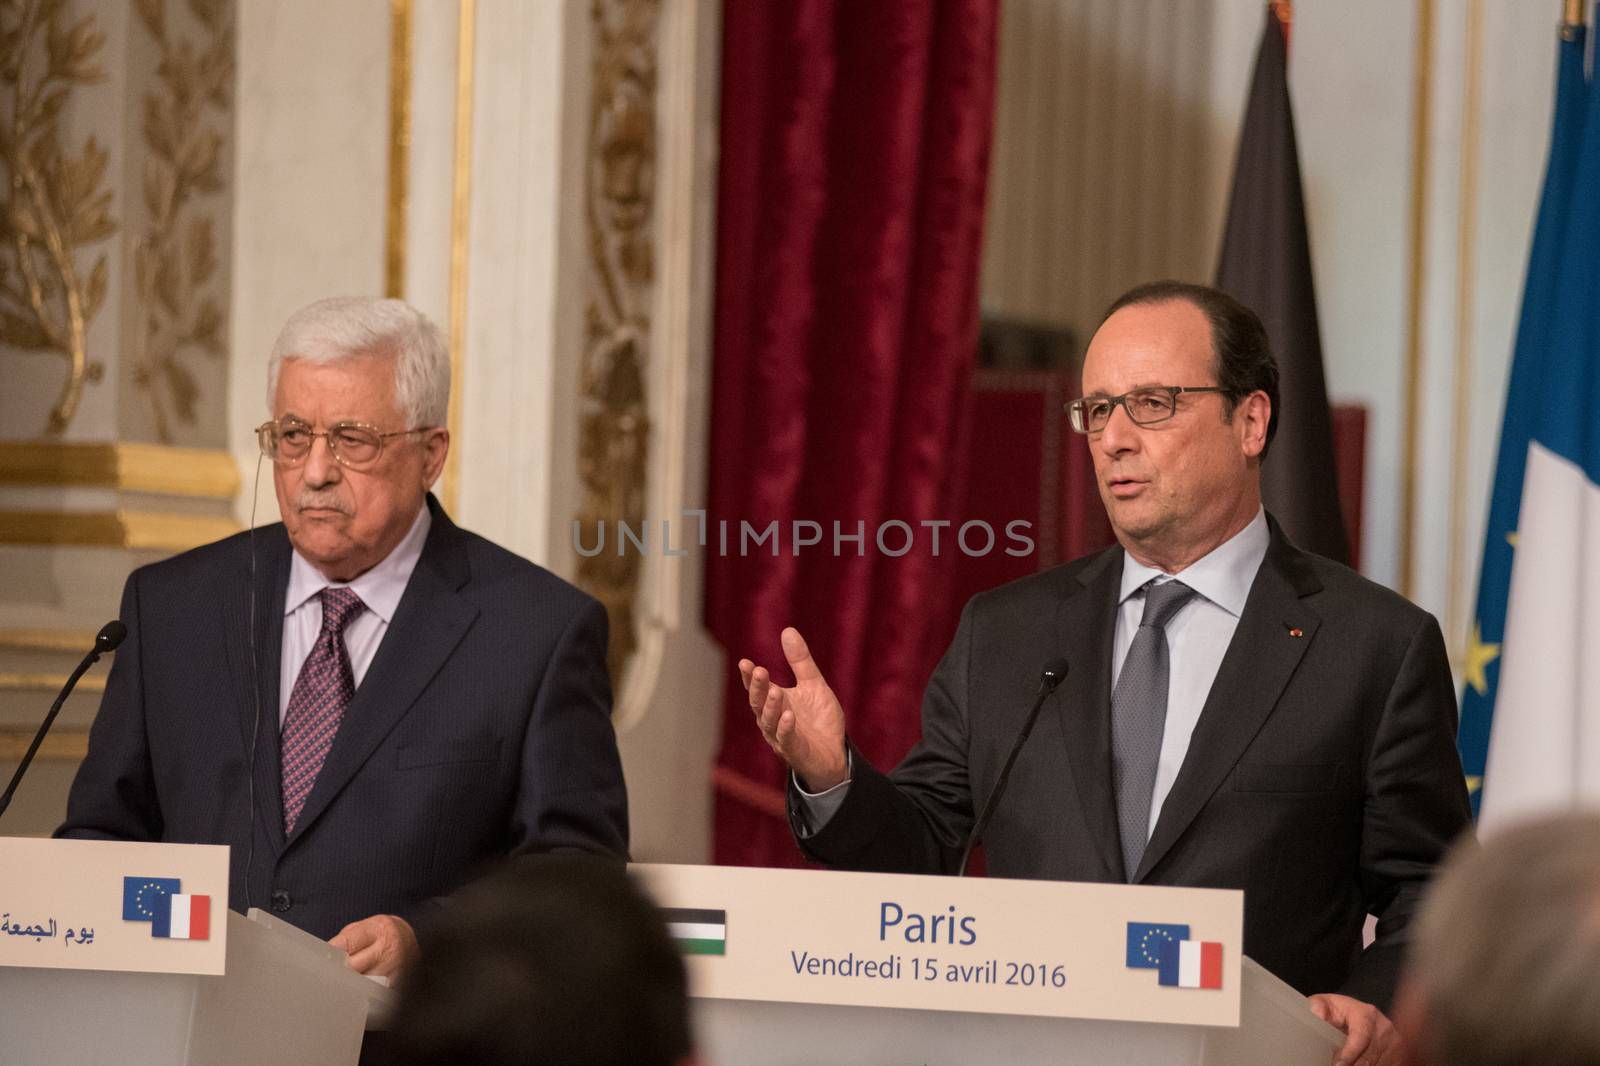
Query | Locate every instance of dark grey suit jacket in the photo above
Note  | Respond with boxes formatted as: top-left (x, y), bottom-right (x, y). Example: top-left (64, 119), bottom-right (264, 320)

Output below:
top-left (60, 495), bottom-right (628, 940)
top-left (792, 518), bottom-right (1470, 1007)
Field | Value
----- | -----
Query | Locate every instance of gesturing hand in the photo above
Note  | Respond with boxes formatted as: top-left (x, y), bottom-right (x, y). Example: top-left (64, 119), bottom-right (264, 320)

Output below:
top-left (739, 627), bottom-right (850, 792)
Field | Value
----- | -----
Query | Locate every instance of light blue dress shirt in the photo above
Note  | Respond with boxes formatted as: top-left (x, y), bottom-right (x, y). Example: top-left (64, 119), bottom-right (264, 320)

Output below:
top-left (796, 509), bottom-right (1270, 842)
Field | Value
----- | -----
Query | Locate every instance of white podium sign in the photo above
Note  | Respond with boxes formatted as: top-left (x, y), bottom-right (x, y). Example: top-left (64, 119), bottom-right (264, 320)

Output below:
top-left (1, 839), bottom-right (390, 1065)
top-left (632, 862), bottom-right (1245, 1028)
top-left (0, 837), bottom-right (228, 976)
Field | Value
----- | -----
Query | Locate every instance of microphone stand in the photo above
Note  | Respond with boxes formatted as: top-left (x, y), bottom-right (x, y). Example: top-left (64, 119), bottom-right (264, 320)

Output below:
top-left (957, 658), bottom-right (1069, 877)
top-left (0, 622), bottom-right (126, 822)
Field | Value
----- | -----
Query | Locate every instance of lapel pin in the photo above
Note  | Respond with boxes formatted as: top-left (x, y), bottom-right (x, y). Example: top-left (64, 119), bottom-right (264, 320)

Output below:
top-left (1287, 626), bottom-right (1304, 638)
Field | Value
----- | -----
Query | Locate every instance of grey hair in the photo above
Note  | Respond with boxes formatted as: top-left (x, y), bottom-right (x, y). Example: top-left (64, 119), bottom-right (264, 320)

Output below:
top-left (266, 297), bottom-right (449, 428)
top-left (1408, 812), bottom-right (1600, 1066)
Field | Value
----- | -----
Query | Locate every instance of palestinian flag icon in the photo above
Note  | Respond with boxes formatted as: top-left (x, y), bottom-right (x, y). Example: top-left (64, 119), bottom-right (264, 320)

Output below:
top-left (663, 908), bottom-right (726, 956)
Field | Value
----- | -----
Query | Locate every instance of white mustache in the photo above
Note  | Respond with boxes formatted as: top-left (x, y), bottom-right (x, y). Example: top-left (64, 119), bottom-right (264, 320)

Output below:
top-left (295, 491), bottom-right (352, 515)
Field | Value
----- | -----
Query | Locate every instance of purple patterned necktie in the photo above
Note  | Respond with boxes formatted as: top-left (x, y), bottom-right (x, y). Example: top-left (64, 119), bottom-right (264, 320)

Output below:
top-left (281, 587), bottom-right (366, 834)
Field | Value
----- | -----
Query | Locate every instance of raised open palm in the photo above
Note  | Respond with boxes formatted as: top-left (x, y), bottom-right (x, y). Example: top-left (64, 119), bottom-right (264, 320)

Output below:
top-left (739, 627), bottom-right (849, 791)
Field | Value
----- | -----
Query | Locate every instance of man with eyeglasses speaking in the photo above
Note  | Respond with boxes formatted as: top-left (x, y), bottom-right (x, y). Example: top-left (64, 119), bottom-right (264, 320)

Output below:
top-left (741, 281), bottom-right (1469, 1066)
top-left (58, 297), bottom-right (628, 980)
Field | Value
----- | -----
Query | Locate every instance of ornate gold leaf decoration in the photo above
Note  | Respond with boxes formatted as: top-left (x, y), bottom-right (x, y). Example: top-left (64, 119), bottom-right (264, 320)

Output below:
top-left (0, 726), bottom-right (91, 758)
top-left (576, 0), bottom-right (659, 686)
top-left (0, 439), bottom-right (240, 498)
top-left (131, 0), bottom-right (232, 442)
top-left (0, 0), bottom-right (116, 433)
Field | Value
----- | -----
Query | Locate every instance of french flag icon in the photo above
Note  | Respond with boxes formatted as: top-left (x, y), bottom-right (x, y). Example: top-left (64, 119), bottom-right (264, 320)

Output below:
top-left (1158, 938), bottom-right (1222, 989)
top-left (151, 893), bottom-right (211, 941)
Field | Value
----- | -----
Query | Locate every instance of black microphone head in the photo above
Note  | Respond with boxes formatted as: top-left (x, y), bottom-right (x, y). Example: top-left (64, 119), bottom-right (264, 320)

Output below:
top-left (96, 620), bottom-right (128, 653)
top-left (1039, 658), bottom-right (1070, 690)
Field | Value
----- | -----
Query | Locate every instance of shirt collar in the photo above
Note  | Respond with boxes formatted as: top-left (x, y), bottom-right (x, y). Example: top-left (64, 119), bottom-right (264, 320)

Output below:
top-left (1118, 508), bottom-right (1269, 618)
top-left (284, 504), bottom-right (432, 624)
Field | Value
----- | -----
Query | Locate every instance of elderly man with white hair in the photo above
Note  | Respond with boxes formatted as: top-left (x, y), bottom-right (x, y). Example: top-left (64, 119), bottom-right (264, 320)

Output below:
top-left (59, 297), bottom-right (628, 978)
top-left (1395, 812), bottom-right (1600, 1066)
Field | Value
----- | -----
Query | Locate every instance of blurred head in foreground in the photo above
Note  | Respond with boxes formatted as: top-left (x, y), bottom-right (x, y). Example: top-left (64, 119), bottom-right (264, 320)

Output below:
top-left (392, 857), bottom-right (695, 1066)
top-left (1395, 812), bottom-right (1600, 1066)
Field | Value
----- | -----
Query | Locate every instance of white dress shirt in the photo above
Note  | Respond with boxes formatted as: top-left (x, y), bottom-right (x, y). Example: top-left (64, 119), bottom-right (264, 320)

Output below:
top-left (278, 505), bottom-right (432, 724)
top-left (796, 509), bottom-right (1270, 840)
top-left (1114, 508), bottom-right (1268, 840)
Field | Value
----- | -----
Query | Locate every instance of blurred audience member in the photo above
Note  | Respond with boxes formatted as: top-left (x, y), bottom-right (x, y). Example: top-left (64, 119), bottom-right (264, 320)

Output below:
top-left (393, 857), bottom-right (696, 1066)
top-left (1395, 812), bottom-right (1600, 1066)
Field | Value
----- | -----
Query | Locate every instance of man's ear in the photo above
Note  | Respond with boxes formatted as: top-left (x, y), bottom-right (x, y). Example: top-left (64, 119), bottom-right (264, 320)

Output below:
top-left (1236, 390), bottom-right (1271, 458)
top-left (421, 428), bottom-right (450, 489)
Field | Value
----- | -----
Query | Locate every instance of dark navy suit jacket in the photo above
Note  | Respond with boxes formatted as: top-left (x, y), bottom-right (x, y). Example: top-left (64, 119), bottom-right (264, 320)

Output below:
top-left (791, 518), bottom-right (1470, 1008)
top-left (59, 495), bottom-right (628, 939)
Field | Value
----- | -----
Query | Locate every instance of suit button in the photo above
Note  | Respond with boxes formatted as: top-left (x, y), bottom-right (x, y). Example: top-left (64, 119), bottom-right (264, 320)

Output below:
top-left (270, 889), bottom-right (292, 913)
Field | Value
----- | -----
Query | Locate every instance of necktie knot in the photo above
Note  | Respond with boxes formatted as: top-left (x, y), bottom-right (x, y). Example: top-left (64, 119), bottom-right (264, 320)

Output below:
top-left (318, 587), bottom-right (366, 634)
top-left (1138, 580), bottom-right (1196, 631)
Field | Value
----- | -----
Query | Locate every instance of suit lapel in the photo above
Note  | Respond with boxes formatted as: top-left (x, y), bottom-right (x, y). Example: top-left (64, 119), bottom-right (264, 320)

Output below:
top-left (223, 524), bottom-right (290, 852)
top-left (284, 502), bottom-right (480, 846)
top-left (1055, 547), bottom-right (1127, 882)
top-left (1133, 523), bottom-right (1322, 882)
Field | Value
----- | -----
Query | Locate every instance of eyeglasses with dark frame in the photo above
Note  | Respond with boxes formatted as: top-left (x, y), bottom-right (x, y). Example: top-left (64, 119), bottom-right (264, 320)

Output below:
top-left (1065, 386), bottom-right (1231, 434)
top-left (255, 418), bottom-right (430, 469)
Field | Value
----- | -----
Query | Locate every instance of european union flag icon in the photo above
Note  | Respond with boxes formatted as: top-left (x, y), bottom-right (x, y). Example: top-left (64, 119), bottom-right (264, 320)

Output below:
top-left (123, 877), bottom-right (181, 922)
top-left (1126, 922), bottom-right (1190, 969)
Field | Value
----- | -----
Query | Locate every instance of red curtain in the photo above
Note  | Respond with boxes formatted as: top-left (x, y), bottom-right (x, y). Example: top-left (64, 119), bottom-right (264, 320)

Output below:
top-left (705, 0), bottom-right (1001, 867)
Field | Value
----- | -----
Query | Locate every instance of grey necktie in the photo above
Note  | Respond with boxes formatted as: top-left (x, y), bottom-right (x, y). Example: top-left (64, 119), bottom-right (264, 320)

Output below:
top-left (1113, 579), bottom-right (1198, 881)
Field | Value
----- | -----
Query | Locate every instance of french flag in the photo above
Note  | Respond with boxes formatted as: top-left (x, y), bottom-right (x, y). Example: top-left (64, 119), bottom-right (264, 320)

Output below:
top-left (152, 893), bottom-right (211, 941)
top-left (1158, 938), bottom-right (1222, 989)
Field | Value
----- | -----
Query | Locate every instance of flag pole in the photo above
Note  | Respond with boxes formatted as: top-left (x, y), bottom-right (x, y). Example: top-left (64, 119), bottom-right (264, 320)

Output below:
top-left (1271, 1), bottom-right (1293, 52)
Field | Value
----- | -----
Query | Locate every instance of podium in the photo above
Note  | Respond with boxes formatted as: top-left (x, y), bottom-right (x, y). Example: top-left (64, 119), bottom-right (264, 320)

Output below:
top-left (634, 863), bottom-right (1344, 1066)
top-left (0, 838), bottom-right (391, 1066)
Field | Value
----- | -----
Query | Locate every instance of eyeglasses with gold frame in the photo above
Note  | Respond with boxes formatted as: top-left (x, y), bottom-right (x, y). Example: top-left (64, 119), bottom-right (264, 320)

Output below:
top-left (255, 418), bottom-right (428, 469)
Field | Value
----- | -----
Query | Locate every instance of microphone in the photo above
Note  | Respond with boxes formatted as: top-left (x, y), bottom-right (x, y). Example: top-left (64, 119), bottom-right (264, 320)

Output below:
top-left (0, 621), bottom-right (127, 821)
top-left (957, 657), bottom-right (1069, 877)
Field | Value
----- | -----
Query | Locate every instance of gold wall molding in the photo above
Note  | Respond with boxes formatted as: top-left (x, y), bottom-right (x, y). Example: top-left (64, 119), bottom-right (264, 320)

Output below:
top-left (0, 629), bottom-right (101, 654)
top-left (1400, 0), bottom-right (1435, 598)
top-left (131, 0), bottom-right (235, 443)
top-left (442, 0), bottom-right (476, 516)
top-left (575, 0), bottom-right (660, 684)
top-left (0, 510), bottom-right (238, 551)
top-left (0, 441), bottom-right (240, 499)
top-left (0, 726), bottom-right (91, 760)
top-left (0, 0), bottom-right (117, 433)
top-left (385, 0), bottom-right (414, 299)
top-left (1445, 0), bottom-right (1484, 658)
top-left (0, 675), bottom-right (105, 695)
